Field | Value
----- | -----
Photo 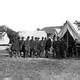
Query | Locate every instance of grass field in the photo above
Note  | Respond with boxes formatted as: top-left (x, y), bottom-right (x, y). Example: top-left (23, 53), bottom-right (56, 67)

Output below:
top-left (0, 57), bottom-right (80, 80)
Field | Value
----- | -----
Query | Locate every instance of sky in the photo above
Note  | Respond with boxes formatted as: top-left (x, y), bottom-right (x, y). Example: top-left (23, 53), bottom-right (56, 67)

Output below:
top-left (0, 0), bottom-right (80, 31)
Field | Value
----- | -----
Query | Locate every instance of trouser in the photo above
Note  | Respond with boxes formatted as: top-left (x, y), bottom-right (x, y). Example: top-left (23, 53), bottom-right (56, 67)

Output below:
top-left (30, 48), bottom-right (35, 57)
top-left (37, 49), bottom-right (40, 57)
top-left (34, 48), bottom-right (40, 57)
top-left (55, 48), bottom-right (60, 58)
top-left (45, 48), bottom-right (50, 58)
top-left (23, 49), bottom-right (26, 58)
top-left (17, 50), bottom-right (20, 57)
top-left (52, 48), bottom-right (56, 58)
top-left (25, 50), bottom-right (30, 57)
top-left (40, 47), bottom-right (45, 57)
top-left (20, 50), bottom-right (23, 57)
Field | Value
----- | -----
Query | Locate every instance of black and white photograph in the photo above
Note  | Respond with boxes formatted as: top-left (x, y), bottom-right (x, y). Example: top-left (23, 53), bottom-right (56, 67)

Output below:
top-left (0, 0), bottom-right (80, 80)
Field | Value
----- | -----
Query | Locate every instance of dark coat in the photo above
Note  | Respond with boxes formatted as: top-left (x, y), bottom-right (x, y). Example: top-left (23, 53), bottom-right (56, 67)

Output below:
top-left (19, 39), bottom-right (24, 51)
top-left (45, 38), bottom-right (51, 50)
top-left (24, 40), bottom-right (30, 51)
top-left (39, 40), bottom-right (45, 50)
top-left (29, 39), bottom-right (35, 49)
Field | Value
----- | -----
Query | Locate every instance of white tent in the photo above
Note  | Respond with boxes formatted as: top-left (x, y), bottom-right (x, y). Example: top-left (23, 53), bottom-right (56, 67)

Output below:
top-left (0, 32), bottom-right (10, 50)
top-left (18, 30), bottom-right (47, 40)
top-left (58, 21), bottom-right (80, 40)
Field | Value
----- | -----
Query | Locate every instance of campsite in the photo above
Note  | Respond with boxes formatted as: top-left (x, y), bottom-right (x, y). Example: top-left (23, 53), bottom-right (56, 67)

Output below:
top-left (0, 21), bottom-right (80, 80)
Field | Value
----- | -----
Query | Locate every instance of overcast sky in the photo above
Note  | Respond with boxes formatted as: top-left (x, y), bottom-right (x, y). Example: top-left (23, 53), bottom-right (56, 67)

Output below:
top-left (0, 0), bottom-right (80, 31)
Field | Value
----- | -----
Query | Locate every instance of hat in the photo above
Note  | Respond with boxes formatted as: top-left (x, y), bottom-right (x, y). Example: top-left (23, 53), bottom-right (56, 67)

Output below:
top-left (31, 36), bottom-right (33, 38)
top-left (27, 36), bottom-right (30, 38)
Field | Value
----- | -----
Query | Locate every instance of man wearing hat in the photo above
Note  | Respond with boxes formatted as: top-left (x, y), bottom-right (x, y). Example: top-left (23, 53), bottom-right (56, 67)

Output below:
top-left (34, 37), bottom-right (39, 57)
top-left (19, 37), bottom-right (25, 57)
top-left (39, 37), bottom-right (45, 57)
top-left (24, 36), bottom-right (30, 57)
top-left (45, 36), bottom-right (51, 58)
top-left (29, 36), bottom-right (35, 57)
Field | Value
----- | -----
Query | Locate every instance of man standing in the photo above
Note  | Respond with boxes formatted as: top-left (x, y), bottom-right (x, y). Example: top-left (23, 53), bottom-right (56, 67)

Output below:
top-left (53, 36), bottom-right (60, 58)
top-left (29, 36), bottom-right (35, 57)
top-left (34, 37), bottom-right (40, 57)
top-left (17, 37), bottom-right (21, 57)
top-left (52, 35), bottom-right (56, 58)
top-left (45, 37), bottom-right (51, 58)
top-left (24, 36), bottom-right (30, 57)
top-left (59, 38), bottom-right (66, 58)
top-left (39, 37), bottom-right (45, 57)
top-left (36, 37), bottom-right (40, 57)
top-left (19, 37), bottom-right (25, 57)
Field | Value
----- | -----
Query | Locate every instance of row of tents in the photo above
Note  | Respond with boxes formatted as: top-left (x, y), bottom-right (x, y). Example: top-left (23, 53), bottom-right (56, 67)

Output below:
top-left (0, 20), bottom-right (80, 45)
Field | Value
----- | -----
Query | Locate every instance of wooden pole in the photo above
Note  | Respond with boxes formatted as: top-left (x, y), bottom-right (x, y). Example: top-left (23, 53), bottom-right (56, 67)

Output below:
top-left (67, 30), bottom-right (68, 56)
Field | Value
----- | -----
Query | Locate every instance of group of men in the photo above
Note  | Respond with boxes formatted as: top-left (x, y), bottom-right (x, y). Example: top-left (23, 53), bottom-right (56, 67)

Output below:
top-left (53, 36), bottom-right (78, 58)
top-left (10, 36), bottom-right (50, 58)
top-left (10, 35), bottom-right (77, 58)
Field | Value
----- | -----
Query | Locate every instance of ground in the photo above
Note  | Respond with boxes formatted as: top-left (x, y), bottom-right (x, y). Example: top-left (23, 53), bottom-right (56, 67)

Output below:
top-left (0, 57), bottom-right (80, 80)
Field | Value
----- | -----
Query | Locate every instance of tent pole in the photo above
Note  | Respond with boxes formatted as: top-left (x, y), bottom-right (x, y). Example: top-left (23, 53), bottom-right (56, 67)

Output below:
top-left (67, 30), bottom-right (68, 56)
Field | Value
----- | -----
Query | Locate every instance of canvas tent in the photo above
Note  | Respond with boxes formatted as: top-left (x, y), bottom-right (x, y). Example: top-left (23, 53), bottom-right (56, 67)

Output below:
top-left (58, 21), bottom-right (80, 40)
top-left (18, 31), bottom-right (47, 40)
top-left (58, 21), bottom-right (80, 56)
top-left (0, 26), bottom-right (10, 45)
top-left (0, 26), bottom-right (12, 50)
